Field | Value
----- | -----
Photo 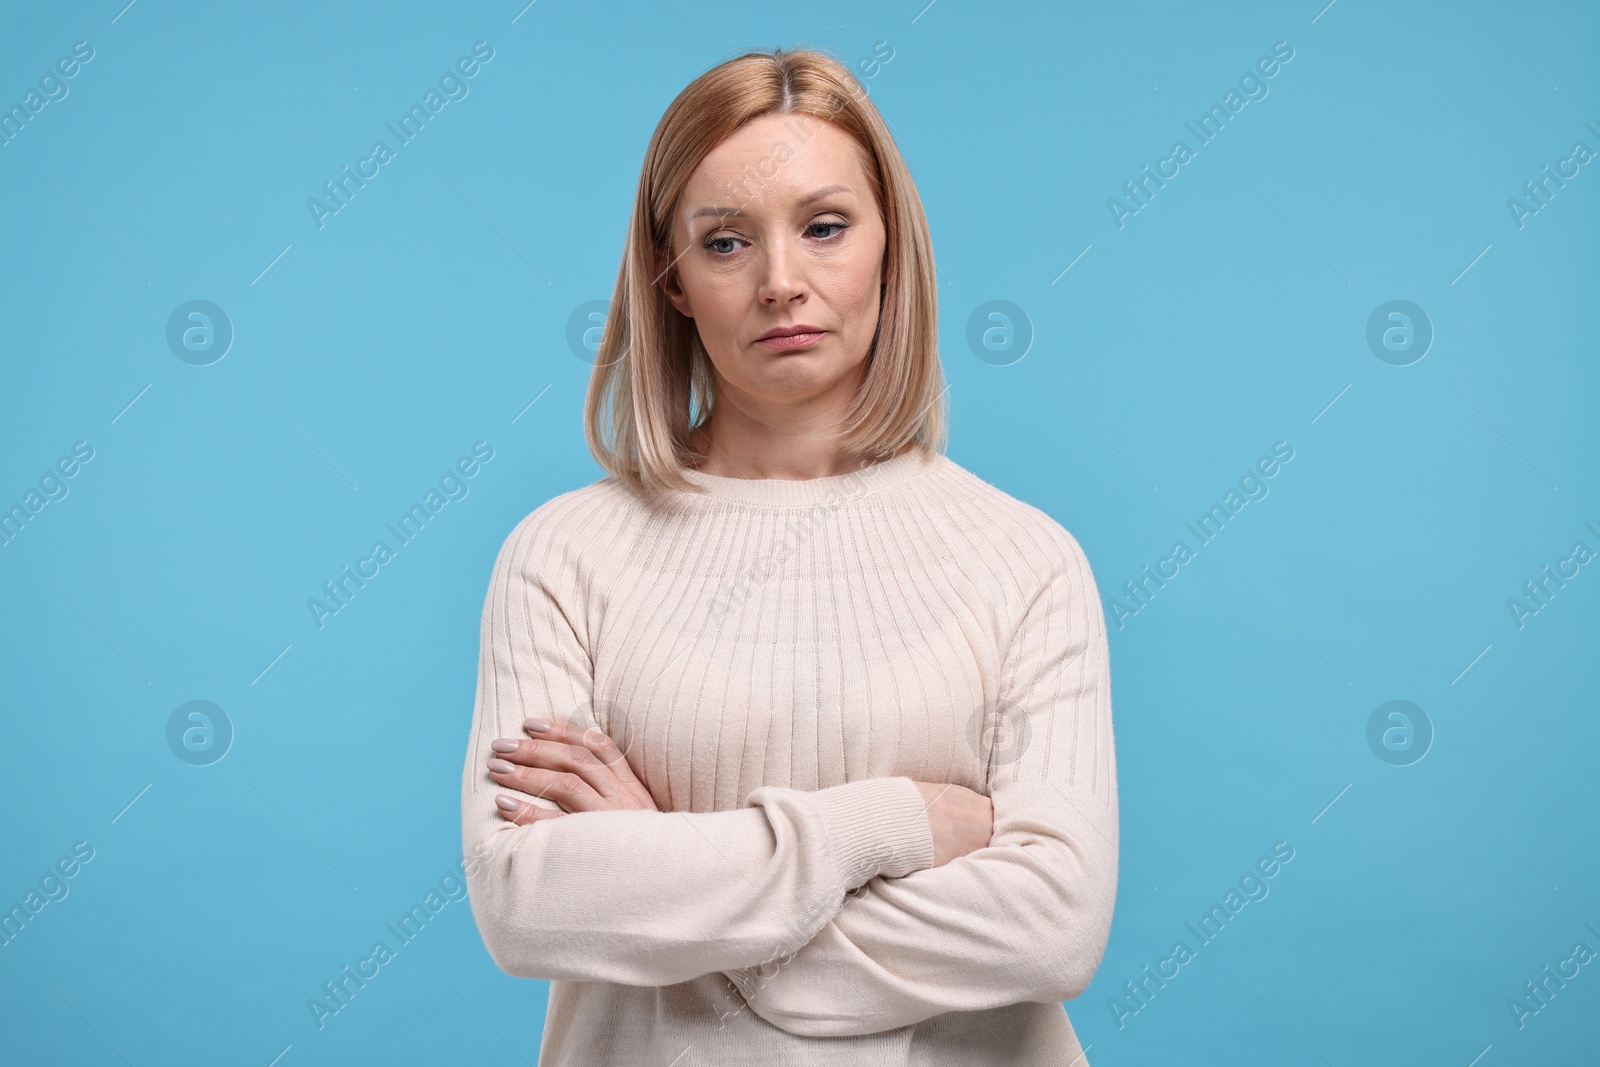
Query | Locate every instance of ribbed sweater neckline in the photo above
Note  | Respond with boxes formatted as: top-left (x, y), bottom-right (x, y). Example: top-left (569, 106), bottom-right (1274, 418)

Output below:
top-left (673, 446), bottom-right (941, 508)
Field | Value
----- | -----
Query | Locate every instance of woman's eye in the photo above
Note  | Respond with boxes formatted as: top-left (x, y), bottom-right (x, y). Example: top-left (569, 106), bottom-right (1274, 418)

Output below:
top-left (703, 220), bottom-right (847, 256)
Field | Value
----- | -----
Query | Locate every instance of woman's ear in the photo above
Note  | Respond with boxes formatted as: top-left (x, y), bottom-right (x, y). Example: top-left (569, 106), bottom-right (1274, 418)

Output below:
top-left (658, 258), bottom-right (693, 319)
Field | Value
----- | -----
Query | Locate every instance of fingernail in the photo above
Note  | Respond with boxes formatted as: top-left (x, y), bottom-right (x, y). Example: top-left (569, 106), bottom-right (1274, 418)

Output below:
top-left (524, 717), bottom-right (550, 733)
top-left (495, 795), bottom-right (520, 811)
top-left (487, 758), bottom-right (516, 773)
top-left (490, 739), bottom-right (519, 753)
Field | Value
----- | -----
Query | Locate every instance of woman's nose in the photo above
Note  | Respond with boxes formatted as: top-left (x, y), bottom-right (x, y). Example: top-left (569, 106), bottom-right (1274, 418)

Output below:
top-left (758, 238), bottom-right (806, 304)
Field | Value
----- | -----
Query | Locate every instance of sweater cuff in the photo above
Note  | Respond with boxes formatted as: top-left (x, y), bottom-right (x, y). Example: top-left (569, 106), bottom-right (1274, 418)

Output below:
top-left (810, 775), bottom-right (936, 888)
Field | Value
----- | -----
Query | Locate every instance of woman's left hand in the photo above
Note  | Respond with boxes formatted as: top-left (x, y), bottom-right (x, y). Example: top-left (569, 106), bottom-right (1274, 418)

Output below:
top-left (487, 717), bottom-right (658, 824)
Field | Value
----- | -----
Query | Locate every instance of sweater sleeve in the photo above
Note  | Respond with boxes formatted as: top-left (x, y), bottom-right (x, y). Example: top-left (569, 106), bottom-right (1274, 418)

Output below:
top-left (460, 506), bottom-right (938, 987)
top-left (718, 526), bottom-right (1118, 1037)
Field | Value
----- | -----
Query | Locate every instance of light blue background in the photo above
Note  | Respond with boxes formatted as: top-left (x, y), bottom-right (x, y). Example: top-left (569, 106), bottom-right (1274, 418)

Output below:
top-left (3, 1), bottom-right (1596, 1063)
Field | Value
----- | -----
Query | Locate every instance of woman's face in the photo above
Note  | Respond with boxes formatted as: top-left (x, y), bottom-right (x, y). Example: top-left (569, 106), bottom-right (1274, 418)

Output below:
top-left (661, 112), bottom-right (888, 424)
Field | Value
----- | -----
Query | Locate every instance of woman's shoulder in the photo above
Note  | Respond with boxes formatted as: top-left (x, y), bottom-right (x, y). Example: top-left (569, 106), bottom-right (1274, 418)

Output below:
top-left (934, 455), bottom-right (1092, 560)
top-left (930, 460), bottom-right (1107, 624)
top-left (490, 475), bottom-right (643, 568)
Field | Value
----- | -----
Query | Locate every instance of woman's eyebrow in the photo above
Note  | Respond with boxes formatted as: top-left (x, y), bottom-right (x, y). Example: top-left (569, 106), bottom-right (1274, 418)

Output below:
top-left (689, 184), bottom-right (853, 220)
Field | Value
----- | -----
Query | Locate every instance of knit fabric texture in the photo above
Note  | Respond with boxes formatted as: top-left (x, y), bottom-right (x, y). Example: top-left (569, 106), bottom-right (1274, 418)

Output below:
top-left (460, 447), bottom-right (1118, 1066)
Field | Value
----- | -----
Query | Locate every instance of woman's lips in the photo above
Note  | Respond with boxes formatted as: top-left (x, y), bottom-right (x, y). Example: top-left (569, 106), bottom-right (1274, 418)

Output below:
top-left (755, 331), bottom-right (826, 350)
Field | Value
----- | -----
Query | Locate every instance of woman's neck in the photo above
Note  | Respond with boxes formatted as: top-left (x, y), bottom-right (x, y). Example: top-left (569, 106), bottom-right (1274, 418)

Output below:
top-left (686, 424), bottom-right (907, 481)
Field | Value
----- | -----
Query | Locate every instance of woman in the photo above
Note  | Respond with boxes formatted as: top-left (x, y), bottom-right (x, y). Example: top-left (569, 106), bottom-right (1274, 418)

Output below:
top-left (460, 46), bottom-right (1118, 1066)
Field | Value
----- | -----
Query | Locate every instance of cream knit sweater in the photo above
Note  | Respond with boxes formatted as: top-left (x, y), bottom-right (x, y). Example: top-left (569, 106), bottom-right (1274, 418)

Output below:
top-left (460, 447), bottom-right (1118, 1066)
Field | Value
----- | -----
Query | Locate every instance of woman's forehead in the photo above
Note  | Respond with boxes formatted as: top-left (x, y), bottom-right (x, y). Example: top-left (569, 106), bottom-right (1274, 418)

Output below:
top-left (681, 120), bottom-right (867, 219)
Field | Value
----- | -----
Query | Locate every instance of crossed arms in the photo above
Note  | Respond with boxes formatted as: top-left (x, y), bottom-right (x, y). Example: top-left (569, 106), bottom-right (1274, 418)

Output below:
top-left (460, 511), bottom-right (1118, 1037)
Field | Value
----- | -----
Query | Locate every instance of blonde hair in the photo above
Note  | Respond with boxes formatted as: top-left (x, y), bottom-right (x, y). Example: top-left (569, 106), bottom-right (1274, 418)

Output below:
top-left (583, 46), bottom-right (947, 500)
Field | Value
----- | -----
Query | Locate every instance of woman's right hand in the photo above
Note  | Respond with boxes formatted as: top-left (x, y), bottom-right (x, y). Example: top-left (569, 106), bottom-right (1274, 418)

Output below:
top-left (911, 780), bottom-right (994, 867)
